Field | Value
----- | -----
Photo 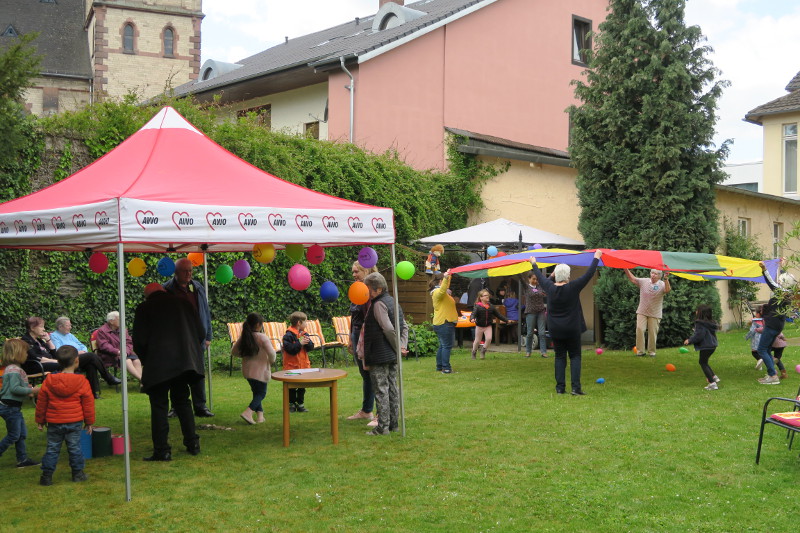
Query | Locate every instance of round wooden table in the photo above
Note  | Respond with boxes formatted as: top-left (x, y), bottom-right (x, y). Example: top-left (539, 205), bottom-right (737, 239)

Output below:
top-left (271, 368), bottom-right (347, 447)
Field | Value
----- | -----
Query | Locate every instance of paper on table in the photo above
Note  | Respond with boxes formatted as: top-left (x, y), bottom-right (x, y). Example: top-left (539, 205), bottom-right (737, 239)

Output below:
top-left (284, 368), bottom-right (321, 375)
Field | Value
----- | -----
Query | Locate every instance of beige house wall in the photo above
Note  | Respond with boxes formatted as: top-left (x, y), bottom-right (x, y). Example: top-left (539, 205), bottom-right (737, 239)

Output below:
top-left (23, 77), bottom-right (91, 116)
top-left (761, 112), bottom-right (800, 200)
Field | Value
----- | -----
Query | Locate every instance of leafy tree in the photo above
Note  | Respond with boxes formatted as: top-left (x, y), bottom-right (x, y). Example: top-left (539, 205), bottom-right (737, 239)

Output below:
top-left (569, 0), bottom-right (729, 348)
top-left (0, 33), bottom-right (41, 170)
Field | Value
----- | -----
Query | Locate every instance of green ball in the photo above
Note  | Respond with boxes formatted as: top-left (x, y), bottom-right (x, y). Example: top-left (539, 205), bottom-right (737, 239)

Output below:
top-left (215, 264), bottom-right (234, 284)
top-left (396, 261), bottom-right (415, 280)
top-left (285, 243), bottom-right (304, 263)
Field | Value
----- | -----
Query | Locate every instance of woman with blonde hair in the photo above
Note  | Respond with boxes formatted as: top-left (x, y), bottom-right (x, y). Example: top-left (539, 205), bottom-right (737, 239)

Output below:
top-left (347, 261), bottom-right (380, 426)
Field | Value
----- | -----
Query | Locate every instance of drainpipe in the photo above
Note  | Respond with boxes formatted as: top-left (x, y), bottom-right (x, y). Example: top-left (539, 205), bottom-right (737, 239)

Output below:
top-left (340, 56), bottom-right (354, 143)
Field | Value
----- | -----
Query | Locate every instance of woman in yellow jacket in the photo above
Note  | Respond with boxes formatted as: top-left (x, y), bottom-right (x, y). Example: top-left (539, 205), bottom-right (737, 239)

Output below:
top-left (430, 270), bottom-right (458, 374)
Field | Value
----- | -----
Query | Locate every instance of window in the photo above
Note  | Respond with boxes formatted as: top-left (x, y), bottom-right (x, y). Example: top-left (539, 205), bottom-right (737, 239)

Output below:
top-left (784, 123), bottom-right (797, 194)
top-left (236, 104), bottom-right (271, 129)
top-left (304, 121), bottom-right (320, 140)
top-left (2, 25), bottom-right (18, 37)
top-left (773, 222), bottom-right (783, 259)
top-left (123, 24), bottom-right (134, 53)
top-left (163, 28), bottom-right (174, 57)
top-left (738, 218), bottom-right (750, 237)
top-left (572, 16), bottom-right (591, 65)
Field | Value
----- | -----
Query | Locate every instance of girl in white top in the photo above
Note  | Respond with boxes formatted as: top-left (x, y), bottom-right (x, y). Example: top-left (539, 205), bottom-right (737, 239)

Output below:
top-left (231, 313), bottom-right (276, 424)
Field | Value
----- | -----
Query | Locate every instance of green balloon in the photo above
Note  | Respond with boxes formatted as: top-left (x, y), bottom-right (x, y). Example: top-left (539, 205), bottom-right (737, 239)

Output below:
top-left (679, 346), bottom-right (689, 353)
top-left (285, 244), bottom-right (304, 263)
top-left (215, 264), bottom-right (234, 284)
top-left (396, 261), bottom-right (415, 280)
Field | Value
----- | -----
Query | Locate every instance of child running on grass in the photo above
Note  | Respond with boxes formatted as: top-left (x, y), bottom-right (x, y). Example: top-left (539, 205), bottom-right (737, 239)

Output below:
top-left (0, 339), bottom-right (40, 468)
top-left (744, 306), bottom-right (765, 370)
top-left (470, 289), bottom-right (508, 359)
top-left (231, 313), bottom-right (276, 425)
top-left (281, 311), bottom-right (314, 413)
top-left (684, 304), bottom-right (720, 391)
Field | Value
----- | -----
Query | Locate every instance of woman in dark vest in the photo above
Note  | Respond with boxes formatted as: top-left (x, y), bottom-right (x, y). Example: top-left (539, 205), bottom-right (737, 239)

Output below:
top-left (361, 272), bottom-right (408, 436)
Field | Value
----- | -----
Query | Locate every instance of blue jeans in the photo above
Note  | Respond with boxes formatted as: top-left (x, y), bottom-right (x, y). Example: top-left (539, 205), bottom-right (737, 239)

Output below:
top-left (433, 322), bottom-right (455, 371)
top-left (247, 379), bottom-right (268, 412)
top-left (757, 326), bottom-right (780, 376)
top-left (525, 312), bottom-right (547, 354)
top-left (0, 403), bottom-right (29, 462)
top-left (41, 421), bottom-right (84, 473)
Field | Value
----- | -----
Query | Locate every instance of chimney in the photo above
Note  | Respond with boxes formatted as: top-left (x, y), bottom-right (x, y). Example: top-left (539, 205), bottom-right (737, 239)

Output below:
top-left (379, 1), bottom-right (404, 8)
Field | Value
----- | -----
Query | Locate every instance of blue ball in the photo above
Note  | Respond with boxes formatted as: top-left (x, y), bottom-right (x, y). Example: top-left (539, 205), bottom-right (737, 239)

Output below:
top-left (596, 378), bottom-right (605, 384)
top-left (320, 281), bottom-right (339, 302)
top-left (487, 245), bottom-right (498, 257)
top-left (157, 257), bottom-right (175, 277)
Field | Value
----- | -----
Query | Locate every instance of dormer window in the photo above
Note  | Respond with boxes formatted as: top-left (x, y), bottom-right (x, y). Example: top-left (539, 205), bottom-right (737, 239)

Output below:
top-left (123, 23), bottom-right (135, 53)
top-left (2, 25), bottom-right (18, 37)
top-left (164, 27), bottom-right (174, 57)
top-left (379, 13), bottom-right (399, 30)
top-left (372, 3), bottom-right (425, 32)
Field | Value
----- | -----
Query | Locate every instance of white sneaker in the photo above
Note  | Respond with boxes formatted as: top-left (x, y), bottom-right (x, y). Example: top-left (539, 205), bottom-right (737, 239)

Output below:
top-left (755, 359), bottom-right (764, 370)
top-left (758, 374), bottom-right (780, 385)
top-left (713, 376), bottom-right (720, 383)
top-left (704, 382), bottom-right (718, 391)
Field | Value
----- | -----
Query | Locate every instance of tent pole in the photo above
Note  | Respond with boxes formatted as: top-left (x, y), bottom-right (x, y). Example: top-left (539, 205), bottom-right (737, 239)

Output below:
top-left (116, 243), bottom-right (132, 501)
top-left (517, 231), bottom-right (523, 352)
top-left (390, 244), bottom-right (405, 437)
top-left (203, 252), bottom-right (212, 410)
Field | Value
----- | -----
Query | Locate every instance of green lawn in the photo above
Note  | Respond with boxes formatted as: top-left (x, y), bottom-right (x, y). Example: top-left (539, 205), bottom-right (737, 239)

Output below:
top-left (2, 328), bottom-right (799, 532)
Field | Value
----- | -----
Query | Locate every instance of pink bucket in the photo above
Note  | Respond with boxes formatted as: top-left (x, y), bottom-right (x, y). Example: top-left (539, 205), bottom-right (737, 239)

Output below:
top-left (111, 434), bottom-right (131, 455)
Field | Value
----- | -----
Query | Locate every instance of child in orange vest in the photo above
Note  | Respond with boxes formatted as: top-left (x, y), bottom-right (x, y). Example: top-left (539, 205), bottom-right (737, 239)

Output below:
top-left (35, 345), bottom-right (94, 486)
top-left (282, 311), bottom-right (315, 413)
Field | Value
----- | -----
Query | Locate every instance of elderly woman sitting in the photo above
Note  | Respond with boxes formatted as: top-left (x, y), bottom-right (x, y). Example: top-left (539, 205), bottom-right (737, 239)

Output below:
top-left (96, 311), bottom-right (143, 381)
top-left (21, 316), bottom-right (61, 374)
top-left (50, 316), bottom-right (122, 398)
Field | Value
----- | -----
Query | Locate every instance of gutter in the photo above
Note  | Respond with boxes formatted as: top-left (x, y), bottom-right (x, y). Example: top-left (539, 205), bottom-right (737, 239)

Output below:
top-left (456, 144), bottom-right (572, 168)
top-left (339, 56), bottom-right (354, 143)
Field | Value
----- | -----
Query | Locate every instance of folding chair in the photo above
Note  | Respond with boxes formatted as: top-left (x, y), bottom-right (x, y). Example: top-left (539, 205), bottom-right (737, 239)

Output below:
top-left (227, 322), bottom-right (243, 376)
top-left (263, 322), bottom-right (287, 368)
top-left (332, 316), bottom-right (352, 365)
top-left (755, 383), bottom-right (800, 464)
top-left (304, 319), bottom-right (345, 368)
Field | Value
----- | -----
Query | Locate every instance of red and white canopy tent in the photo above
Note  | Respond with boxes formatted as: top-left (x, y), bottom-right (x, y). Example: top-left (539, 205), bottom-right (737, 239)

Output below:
top-left (0, 107), bottom-right (404, 499)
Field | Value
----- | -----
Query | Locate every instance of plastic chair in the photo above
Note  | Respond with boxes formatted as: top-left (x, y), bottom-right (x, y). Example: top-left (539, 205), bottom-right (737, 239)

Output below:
top-left (755, 383), bottom-right (800, 464)
top-left (304, 319), bottom-right (345, 368)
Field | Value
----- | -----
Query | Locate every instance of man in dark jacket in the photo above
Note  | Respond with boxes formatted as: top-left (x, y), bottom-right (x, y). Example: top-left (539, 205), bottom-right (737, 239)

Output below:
top-left (134, 284), bottom-right (205, 461)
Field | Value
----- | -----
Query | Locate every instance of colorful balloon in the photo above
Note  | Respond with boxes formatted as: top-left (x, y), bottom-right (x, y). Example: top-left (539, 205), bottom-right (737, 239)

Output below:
top-left (496, 251), bottom-right (507, 257)
top-left (796, 364), bottom-right (800, 374)
top-left (233, 259), bottom-right (251, 279)
top-left (307, 245), bottom-right (326, 265)
top-left (288, 264), bottom-right (311, 290)
top-left (396, 261), bottom-right (415, 280)
top-left (666, 364), bottom-right (676, 372)
top-left (320, 281), bottom-right (339, 302)
top-left (285, 244), bottom-right (304, 263)
top-left (215, 264), bottom-right (234, 284)
top-left (187, 252), bottom-right (204, 267)
top-left (679, 346), bottom-right (689, 353)
top-left (596, 378), bottom-right (605, 384)
top-left (533, 243), bottom-right (543, 250)
top-left (348, 281), bottom-right (369, 305)
top-left (358, 247), bottom-right (378, 269)
top-left (486, 246), bottom-right (498, 257)
top-left (253, 243), bottom-right (275, 264)
top-left (89, 252), bottom-right (109, 274)
top-left (127, 257), bottom-right (146, 277)
top-left (595, 348), bottom-right (603, 355)
top-left (156, 257), bottom-right (175, 277)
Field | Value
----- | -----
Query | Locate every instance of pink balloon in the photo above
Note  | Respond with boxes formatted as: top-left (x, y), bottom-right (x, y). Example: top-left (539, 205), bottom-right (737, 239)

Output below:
top-left (307, 244), bottom-right (325, 265)
top-left (288, 264), bottom-right (311, 291)
top-left (89, 252), bottom-right (109, 273)
top-left (595, 348), bottom-right (603, 355)
top-left (233, 259), bottom-right (251, 279)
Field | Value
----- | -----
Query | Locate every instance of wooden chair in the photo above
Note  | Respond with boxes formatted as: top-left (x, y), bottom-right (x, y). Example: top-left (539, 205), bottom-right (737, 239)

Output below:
top-left (755, 383), bottom-right (800, 464)
top-left (304, 319), bottom-right (345, 368)
top-left (226, 322), bottom-right (243, 376)
top-left (332, 316), bottom-right (351, 365)
top-left (263, 322), bottom-right (287, 368)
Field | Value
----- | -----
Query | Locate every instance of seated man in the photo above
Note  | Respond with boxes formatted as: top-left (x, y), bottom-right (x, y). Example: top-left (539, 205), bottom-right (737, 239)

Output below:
top-left (51, 316), bottom-right (121, 399)
top-left (95, 311), bottom-right (143, 382)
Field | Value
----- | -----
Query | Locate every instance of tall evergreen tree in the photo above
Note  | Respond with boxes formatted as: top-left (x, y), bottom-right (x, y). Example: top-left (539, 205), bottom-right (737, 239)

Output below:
top-left (569, 0), bottom-right (729, 348)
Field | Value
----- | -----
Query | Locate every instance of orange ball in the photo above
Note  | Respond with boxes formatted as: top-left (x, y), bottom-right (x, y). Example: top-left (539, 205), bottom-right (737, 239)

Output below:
top-left (187, 252), bottom-right (204, 266)
top-left (665, 364), bottom-right (676, 372)
top-left (348, 281), bottom-right (370, 305)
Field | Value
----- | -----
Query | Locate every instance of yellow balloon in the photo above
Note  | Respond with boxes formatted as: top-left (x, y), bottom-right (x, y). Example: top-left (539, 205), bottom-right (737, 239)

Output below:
top-left (127, 257), bottom-right (146, 277)
top-left (253, 243), bottom-right (275, 264)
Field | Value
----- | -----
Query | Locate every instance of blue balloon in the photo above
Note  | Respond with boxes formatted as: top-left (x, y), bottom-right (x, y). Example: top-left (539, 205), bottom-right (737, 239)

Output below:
top-left (320, 281), bottom-right (339, 302)
top-left (157, 257), bottom-right (175, 277)
top-left (596, 378), bottom-right (605, 384)
top-left (486, 246), bottom-right (498, 257)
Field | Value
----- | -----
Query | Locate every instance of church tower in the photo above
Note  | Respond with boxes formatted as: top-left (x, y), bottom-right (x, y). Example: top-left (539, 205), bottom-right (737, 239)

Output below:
top-left (85, 1), bottom-right (203, 101)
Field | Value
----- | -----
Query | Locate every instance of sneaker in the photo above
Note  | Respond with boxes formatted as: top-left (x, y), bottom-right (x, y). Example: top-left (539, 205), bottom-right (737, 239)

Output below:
top-left (471, 349), bottom-right (477, 360)
top-left (704, 382), bottom-right (718, 391)
top-left (365, 427), bottom-right (389, 436)
top-left (755, 359), bottom-right (764, 370)
top-left (441, 369), bottom-right (453, 374)
top-left (525, 353), bottom-right (531, 358)
top-left (780, 369), bottom-right (788, 380)
top-left (347, 410), bottom-right (373, 420)
top-left (16, 458), bottom-right (39, 468)
top-left (295, 403), bottom-right (308, 413)
top-left (367, 418), bottom-right (379, 428)
top-left (713, 376), bottom-right (720, 383)
top-left (758, 374), bottom-right (780, 385)
top-left (541, 353), bottom-right (548, 358)
top-left (39, 472), bottom-right (53, 486)
top-left (648, 352), bottom-right (656, 358)
top-left (289, 403), bottom-right (297, 413)
top-left (71, 470), bottom-right (88, 482)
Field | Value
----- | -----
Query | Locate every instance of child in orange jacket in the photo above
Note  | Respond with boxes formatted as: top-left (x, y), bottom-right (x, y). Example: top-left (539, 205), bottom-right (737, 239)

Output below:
top-left (35, 346), bottom-right (94, 486)
top-left (281, 311), bottom-right (315, 413)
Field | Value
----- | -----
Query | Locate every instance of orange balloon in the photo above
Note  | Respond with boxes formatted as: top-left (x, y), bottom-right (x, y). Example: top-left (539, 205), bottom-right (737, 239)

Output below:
top-left (187, 253), bottom-right (204, 266)
top-left (665, 364), bottom-right (676, 372)
top-left (348, 281), bottom-right (370, 305)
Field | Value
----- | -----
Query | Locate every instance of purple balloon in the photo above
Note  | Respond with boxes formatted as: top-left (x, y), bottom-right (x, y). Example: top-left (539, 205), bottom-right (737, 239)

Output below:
top-left (358, 246), bottom-right (378, 269)
top-left (233, 259), bottom-right (251, 279)
top-left (533, 243), bottom-right (543, 249)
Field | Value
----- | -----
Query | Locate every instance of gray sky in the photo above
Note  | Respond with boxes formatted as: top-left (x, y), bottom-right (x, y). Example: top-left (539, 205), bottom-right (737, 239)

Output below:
top-left (200, 0), bottom-right (800, 164)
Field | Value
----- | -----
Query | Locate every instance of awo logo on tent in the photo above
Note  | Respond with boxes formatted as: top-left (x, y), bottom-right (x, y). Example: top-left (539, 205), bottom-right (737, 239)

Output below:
top-left (206, 212), bottom-right (227, 230)
top-left (238, 212), bottom-right (257, 230)
top-left (51, 217), bottom-right (66, 232)
top-left (136, 210), bottom-right (160, 229)
top-left (31, 218), bottom-right (44, 235)
top-left (295, 214), bottom-right (312, 232)
top-left (322, 216), bottom-right (338, 232)
top-left (268, 213), bottom-right (286, 231)
top-left (95, 211), bottom-right (111, 230)
top-left (172, 211), bottom-right (195, 230)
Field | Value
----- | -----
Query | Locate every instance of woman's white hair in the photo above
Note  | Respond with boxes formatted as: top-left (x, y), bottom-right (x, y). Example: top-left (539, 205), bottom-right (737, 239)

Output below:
top-left (778, 272), bottom-right (796, 288)
top-left (106, 310), bottom-right (119, 323)
top-left (554, 263), bottom-right (571, 283)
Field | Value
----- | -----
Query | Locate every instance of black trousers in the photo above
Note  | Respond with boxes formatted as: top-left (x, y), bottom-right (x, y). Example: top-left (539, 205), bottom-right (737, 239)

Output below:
top-left (148, 374), bottom-right (199, 455)
top-left (552, 336), bottom-right (582, 393)
top-left (78, 352), bottom-right (117, 395)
